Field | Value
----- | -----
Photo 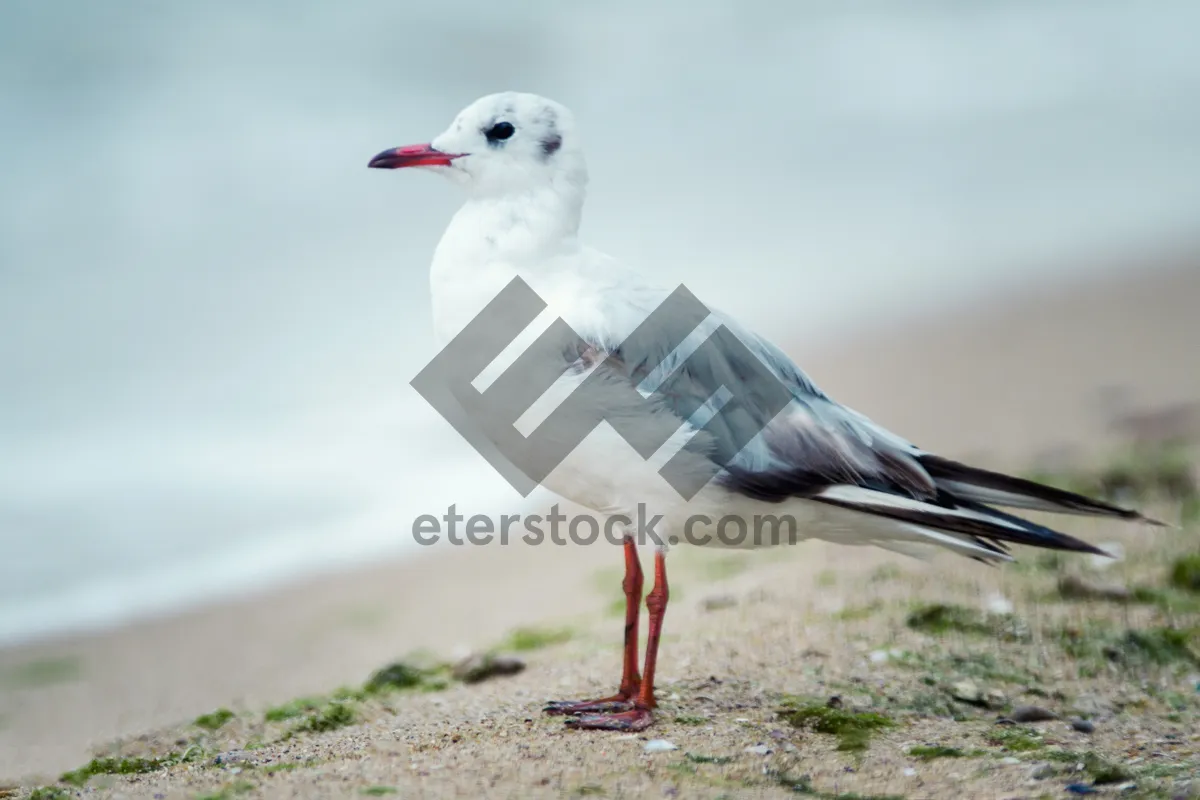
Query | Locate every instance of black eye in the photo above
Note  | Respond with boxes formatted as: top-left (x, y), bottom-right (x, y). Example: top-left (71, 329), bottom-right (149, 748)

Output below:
top-left (485, 121), bottom-right (515, 142)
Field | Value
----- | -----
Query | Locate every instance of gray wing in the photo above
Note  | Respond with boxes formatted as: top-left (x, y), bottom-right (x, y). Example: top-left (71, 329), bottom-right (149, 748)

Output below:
top-left (590, 300), bottom-right (936, 500)
top-left (581, 296), bottom-right (1144, 558)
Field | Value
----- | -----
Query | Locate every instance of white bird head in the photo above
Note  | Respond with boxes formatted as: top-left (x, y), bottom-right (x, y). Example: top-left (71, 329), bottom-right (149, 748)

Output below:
top-left (369, 92), bottom-right (587, 199)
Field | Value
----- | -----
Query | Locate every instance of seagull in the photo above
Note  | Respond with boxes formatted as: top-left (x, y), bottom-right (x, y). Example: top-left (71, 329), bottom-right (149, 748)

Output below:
top-left (368, 91), bottom-right (1158, 732)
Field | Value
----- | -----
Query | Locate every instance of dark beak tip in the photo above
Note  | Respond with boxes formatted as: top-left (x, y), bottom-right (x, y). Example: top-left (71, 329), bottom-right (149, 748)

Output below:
top-left (367, 143), bottom-right (459, 171)
top-left (368, 148), bottom-right (399, 170)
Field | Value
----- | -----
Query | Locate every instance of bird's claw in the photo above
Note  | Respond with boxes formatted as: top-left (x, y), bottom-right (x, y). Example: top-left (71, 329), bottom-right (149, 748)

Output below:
top-left (543, 697), bottom-right (634, 716)
top-left (563, 707), bottom-right (654, 731)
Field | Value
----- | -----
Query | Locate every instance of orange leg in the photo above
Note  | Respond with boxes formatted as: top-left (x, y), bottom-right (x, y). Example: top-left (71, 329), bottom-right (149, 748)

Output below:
top-left (544, 535), bottom-right (643, 716)
top-left (618, 536), bottom-right (645, 697)
top-left (563, 550), bottom-right (667, 731)
top-left (637, 550), bottom-right (668, 709)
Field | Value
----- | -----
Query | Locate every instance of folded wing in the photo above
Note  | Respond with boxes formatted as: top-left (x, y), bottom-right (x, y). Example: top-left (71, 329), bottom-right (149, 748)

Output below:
top-left (593, 301), bottom-right (1155, 562)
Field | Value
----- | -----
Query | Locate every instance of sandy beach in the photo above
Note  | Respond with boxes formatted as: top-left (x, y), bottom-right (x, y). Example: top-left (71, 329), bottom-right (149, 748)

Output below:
top-left (2, 254), bottom-right (1199, 798)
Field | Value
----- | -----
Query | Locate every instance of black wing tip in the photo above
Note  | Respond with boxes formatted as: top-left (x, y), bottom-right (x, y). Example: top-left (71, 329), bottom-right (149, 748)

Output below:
top-left (918, 454), bottom-right (1163, 524)
top-left (946, 496), bottom-right (1125, 557)
top-left (815, 491), bottom-right (1116, 559)
top-left (1008, 525), bottom-right (1110, 557)
top-left (1089, 500), bottom-right (1166, 527)
top-left (1130, 510), bottom-right (1172, 528)
top-left (1051, 536), bottom-right (1111, 557)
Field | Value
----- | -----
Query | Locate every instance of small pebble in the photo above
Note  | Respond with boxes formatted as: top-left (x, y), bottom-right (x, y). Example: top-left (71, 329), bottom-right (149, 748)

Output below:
top-left (212, 750), bottom-right (252, 765)
top-left (452, 652), bottom-right (526, 684)
top-left (701, 594), bottom-right (737, 611)
top-left (644, 739), bottom-right (678, 753)
top-left (1066, 784), bottom-right (1099, 795)
top-left (951, 680), bottom-right (983, 705)
top-left (985, 592), bottom-right (1014, 614)
top-left (1070, 718), bottom-right (1096, 734)
top-left (1030, 763), bottom-right (1056, 780)
top-left (999, 756), bottom-right (1022, 765)
top-left (744, 744), bottom-right (772, 756)
top-left (903, 768), bottom-right (917, 777)
top-left (1009, 705), bottom-right (1059, 723)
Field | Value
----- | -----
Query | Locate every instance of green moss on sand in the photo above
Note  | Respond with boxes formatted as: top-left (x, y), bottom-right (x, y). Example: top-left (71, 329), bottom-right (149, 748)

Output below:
top-left (908, 745), bottom-right (970, 760)
top-left (778, 699), bottom-right (895, 752)
top-left (363, 661), bottom-right (448, 693)
top-left (906, 603), bottom-right (1028, 641)
top-left (29, 789), bottom-right (71, 800)
top-left (1082, 752), bottom-right (1135, 784)
top-left (264, 697), bottom-right (325, 722)
top-left (502, 626), bottom-right (573, 652)
top-left (194, 708), bottom-right (235, 730)
top-left (903, 602), bottom-right (960, 632)
top-left (684, 753), bottom-right (733, 764)
top-left (986, 727), bottom-right (1044, 752)
top-left (60, 751), bottom-right (194, 787)
top-left (290, 701), bottom-right (355, 734)
top-left (1123, 628), bottom-right (1200, 666)
top-left (1128, 585), bottom-right (1200, 614)
top-left (833, 600), bottom-right (883, 622)
top-left (1057, 624), bottom-right (1200, 669)
top-left (1170, 553), bottom-right (1200, 593)
top-left (265, 658), bottom-right (453, 731)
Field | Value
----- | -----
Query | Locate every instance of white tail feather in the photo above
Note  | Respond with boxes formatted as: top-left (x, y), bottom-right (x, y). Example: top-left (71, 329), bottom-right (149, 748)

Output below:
top-left (817, 485), bottom-right (1027, 531)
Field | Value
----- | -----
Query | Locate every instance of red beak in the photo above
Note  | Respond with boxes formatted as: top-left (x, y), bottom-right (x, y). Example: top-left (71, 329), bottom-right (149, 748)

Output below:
top-left (367, 143), bottom-right (460, 169)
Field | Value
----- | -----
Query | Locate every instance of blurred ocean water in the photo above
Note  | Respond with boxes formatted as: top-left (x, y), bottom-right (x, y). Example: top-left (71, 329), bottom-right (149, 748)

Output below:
top-left (1, 0), bottom-right (1199, 644)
